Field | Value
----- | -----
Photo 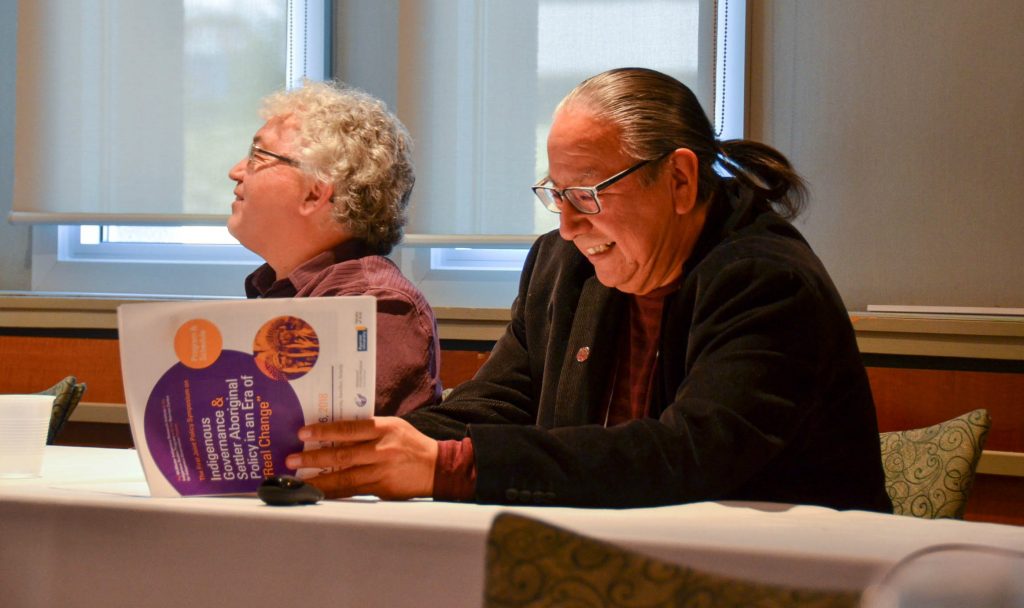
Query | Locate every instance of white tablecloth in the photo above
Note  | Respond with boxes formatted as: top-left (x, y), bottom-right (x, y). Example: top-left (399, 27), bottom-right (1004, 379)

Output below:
top-left (2, 446), bottom-right (1023, 607)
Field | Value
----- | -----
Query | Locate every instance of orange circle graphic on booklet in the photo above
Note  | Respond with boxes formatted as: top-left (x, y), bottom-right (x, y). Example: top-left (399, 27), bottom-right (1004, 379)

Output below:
top-left (173, 318), bottom-right (223, 369)
top-left (252, 315), bottom-right (320, 381)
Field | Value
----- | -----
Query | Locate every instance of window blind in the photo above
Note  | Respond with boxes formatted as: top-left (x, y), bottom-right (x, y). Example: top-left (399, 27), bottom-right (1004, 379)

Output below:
top-left (390, 0), bottom-right (715, 243)
top-left (10, 0), bottom-right (325, 225)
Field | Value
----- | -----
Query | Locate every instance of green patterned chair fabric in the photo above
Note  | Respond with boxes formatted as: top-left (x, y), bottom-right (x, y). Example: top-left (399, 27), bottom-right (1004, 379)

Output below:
top-left (36, 376), bottom-right (87, 445)
top-left (879, 408), bottom-right (991, 519)
top-left (483, 513), bottom-right (859, 608)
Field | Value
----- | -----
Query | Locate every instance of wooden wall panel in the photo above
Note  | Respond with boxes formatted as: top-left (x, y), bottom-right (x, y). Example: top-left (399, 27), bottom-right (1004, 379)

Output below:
top-left (867, 367), bottom-right (1024, 452)
top-left (53, 422), bottom-right (134, 449)
top-left (440, 349), bottom-right (491, 390)
top-left (0, 336), bottom-right (492, 405)
top-left (0, 336), bottom-right (124, 403)
top-left (965, 474), bottom-right (1024, 526)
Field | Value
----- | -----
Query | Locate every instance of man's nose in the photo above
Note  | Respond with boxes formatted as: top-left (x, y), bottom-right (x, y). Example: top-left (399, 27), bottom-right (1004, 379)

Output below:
top-left (228, 157), bottom-right (247, 182)
top-left (558, 204), bottom-right (589, 242)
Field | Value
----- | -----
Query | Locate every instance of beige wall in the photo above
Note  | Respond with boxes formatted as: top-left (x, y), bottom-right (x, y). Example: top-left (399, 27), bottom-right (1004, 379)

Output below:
top-left (747, 0), bottom-right (1024, 310)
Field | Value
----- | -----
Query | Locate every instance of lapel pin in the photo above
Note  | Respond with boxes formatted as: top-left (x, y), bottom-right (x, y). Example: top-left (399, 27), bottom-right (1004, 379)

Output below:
top-left (576, 346), bottom-right (590, 362)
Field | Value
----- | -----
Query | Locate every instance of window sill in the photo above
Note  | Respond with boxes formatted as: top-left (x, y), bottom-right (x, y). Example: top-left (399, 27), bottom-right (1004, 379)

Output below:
top-left (0, 292), bottom-right (512, 341)
top-left (849, 312), bottom-right (1024, 361)
top-left (5, 292), bottom-right (1024, 358)
top-left (5, 293), bottom-right (1024, 359)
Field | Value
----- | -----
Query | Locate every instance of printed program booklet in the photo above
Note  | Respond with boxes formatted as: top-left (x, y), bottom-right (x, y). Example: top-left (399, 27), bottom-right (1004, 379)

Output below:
top-left (118, 297), bottom-right (376, 497)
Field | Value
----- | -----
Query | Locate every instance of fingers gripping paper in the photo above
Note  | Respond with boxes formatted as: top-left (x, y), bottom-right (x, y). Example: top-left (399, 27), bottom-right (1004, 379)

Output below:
top-left (118, 297), bottom-right (375, 497)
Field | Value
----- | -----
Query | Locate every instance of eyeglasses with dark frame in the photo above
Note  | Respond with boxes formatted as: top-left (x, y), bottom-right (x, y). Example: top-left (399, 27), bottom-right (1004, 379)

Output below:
top-left (531, 151), bottom-right (671, 215)
top-left (247, 143), bottom-right (300, 171)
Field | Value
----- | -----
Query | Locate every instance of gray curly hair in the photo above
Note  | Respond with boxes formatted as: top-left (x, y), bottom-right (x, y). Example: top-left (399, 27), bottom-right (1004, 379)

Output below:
top-left (261, 81), bottom-right (415, 254)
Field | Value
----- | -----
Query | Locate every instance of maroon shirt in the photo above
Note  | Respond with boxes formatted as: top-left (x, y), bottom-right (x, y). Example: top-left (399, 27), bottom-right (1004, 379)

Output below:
top-left (433, 285), bottom-right (674, 501)
top-left (245, 240), bottom-right (442, 415)
top-left (604, 284), bottom-right (674, 426)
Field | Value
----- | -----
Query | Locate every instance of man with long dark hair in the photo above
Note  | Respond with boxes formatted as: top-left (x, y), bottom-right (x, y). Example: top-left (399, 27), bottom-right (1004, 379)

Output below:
top-left (286, 68), bottom-right (891, 513)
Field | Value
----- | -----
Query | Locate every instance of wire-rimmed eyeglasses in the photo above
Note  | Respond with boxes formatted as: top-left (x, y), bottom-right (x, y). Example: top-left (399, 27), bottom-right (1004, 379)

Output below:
top-left (247, 143), bottom-right (300, 171)
top-left (531, 151), bottom-right (671, 215)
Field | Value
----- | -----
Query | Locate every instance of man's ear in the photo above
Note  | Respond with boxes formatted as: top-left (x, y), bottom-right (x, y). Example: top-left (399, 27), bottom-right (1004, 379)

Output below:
top-left (299, 179), bottom-right (335, 217)
top-left (668, 148), bottom-right (699, 215)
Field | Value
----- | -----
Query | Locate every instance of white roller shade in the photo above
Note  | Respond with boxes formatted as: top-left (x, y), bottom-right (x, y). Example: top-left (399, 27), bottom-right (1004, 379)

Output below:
top-left (11, 0), bottom-right (325, 225)
top-left (392, 0), bottom-right (714, 241)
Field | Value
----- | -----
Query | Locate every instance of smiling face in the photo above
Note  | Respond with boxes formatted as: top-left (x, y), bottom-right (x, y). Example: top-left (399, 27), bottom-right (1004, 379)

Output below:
top-left (227, 115), bottom-right (310, 259)
top-left (547, 107), bottom-right (705, 295)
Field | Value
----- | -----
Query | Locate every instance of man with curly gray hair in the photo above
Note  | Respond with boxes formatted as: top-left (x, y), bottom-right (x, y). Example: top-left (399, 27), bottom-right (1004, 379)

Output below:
top-left (228, 80), bottom-right (441, 416)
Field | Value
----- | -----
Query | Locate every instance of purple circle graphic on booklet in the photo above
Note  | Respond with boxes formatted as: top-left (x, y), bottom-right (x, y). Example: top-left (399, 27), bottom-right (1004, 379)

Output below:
top-left (144, 349), bottom-right (303, 495)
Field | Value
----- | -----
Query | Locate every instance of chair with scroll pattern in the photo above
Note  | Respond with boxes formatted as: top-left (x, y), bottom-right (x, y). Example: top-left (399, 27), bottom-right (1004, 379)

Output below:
top-left (483, 513), bottom-right (859, 608)
top-left (37, 375), bottom-right (87, 445)
top-left (879, 408), bottom-right (991, 519)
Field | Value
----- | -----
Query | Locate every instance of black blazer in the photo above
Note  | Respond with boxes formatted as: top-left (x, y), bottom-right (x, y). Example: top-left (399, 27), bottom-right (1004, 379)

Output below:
top-left (406, 184), bottom-right (892, 512)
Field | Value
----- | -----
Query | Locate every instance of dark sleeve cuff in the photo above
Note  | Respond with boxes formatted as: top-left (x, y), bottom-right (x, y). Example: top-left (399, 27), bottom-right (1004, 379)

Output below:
top-left (432, 437), bottom-right (477, 501)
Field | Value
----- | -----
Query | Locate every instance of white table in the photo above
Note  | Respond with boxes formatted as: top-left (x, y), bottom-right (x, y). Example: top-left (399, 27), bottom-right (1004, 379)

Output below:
top-left (2, 447), bottom-right (1023, 607)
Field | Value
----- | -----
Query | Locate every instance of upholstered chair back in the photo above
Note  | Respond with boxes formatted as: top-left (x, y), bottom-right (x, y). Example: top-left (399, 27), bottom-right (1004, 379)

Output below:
top-left (37, 375), bottom-right (87, 445)
top-left (879, 408), bottom-right (991, 519)
top-left (484, 513), bottom-right (859, 608)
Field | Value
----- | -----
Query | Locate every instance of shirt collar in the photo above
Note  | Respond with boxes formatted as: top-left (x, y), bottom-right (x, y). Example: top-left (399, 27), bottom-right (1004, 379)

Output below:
top-left (244, 239), bottom-right (372, 298)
